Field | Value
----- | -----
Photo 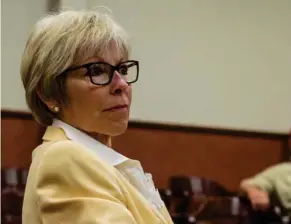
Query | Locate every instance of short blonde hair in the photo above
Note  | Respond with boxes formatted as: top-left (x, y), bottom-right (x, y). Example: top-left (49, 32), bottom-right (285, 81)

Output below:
top-left (21, 9), bottom-right (130, 126)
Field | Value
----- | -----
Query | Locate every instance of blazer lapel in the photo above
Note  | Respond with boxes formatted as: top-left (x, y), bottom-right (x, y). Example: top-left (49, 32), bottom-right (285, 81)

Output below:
top-left (115, 160), bottom-right (169, 223)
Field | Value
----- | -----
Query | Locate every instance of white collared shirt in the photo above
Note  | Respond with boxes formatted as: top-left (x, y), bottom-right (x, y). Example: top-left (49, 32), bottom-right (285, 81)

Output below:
top-left (52, 119), bottom-right (128, 166)
top-left (52, 119), bottom-right (165, 211)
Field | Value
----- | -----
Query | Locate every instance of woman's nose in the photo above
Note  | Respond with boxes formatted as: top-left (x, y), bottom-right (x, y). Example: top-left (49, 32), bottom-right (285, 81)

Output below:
top-left (110, 71), bottom-right (129, 95)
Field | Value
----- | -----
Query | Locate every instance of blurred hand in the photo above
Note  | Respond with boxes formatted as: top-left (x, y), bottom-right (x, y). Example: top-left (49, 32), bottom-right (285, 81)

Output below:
top-left (247, 187), bottom-right (270, 211)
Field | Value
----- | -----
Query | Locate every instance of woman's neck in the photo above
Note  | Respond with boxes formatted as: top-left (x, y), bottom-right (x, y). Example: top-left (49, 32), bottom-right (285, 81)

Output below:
top-left (88, 133), bottom-right (112, 147)
top-left (59, 118), bottom-right (112, 147)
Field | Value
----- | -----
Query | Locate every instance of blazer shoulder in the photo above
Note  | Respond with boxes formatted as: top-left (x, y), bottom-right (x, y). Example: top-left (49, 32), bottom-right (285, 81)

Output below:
top-left (35, 140), bottom-right (118, 178)
top-left (34, 140), bottom-right (127, 207)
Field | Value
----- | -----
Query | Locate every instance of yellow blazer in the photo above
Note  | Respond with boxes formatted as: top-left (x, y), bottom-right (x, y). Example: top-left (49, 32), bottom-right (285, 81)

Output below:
top-left (22, 125), bottom-right (173, 224)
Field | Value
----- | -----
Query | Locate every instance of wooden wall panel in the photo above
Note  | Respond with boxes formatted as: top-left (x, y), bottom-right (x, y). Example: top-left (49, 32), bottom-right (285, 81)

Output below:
top-left (2, 110), bottom-right (287, 192)
top-left (1, 118), bottom-right (41, 168)
top-left (113, 127), bottom-right (284, 191)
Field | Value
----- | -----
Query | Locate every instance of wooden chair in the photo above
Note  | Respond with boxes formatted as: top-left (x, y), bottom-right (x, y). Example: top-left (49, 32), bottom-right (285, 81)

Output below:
top-left (169, 175), bottom-right (239, 222)
top-left (238, 195), bottom-right (290, 224)
top-left (1, 168), bottom-right (26, 224)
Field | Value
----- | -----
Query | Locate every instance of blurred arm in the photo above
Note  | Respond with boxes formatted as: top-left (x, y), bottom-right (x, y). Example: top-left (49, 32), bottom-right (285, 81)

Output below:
top-left (240, 163), bottom-right (291, 193)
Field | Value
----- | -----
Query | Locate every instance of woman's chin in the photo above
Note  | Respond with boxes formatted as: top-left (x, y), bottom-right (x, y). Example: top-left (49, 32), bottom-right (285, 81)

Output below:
top-left (104, 120), bottom-right (129, 136)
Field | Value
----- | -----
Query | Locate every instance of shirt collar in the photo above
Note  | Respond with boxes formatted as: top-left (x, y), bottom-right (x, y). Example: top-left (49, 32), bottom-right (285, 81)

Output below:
top-left (52, 119), bottom-right (128, 166)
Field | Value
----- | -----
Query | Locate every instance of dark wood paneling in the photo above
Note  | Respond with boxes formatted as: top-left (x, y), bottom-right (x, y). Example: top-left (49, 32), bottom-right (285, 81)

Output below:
top-left (1, 109), bottom-right (288, 192)
top-left (1, 118), bottom-right (42, 168)
top-left (128, 121), bottom-right (288, 140)
top-left (114, 128), bottom-right (283, 191)
top-left (2, 110), bottom-right (34, 120)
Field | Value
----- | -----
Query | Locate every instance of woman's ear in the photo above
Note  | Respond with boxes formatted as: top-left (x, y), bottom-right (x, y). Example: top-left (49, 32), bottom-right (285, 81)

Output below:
top-left (36, 89), bottom-right (60, 113)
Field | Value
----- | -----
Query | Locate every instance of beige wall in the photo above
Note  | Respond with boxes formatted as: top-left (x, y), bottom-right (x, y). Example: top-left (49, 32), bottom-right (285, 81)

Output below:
top-left (2, 0), bottom-right (291, 133)
top-left (1, 0), bottom-right (47, 110)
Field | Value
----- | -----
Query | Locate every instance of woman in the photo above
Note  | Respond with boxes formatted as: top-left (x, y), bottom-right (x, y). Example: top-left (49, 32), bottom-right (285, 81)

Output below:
top-left (21, 10), bottom-right (173, 224)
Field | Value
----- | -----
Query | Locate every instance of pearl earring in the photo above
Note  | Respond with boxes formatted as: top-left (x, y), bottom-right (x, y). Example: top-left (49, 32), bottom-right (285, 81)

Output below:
top-left (52, 106), bottom-right (60, 113)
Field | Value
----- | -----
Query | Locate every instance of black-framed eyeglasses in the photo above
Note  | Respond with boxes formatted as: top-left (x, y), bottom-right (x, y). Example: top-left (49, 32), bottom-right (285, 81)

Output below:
top-left (61, 60), bottom-right (139, 85)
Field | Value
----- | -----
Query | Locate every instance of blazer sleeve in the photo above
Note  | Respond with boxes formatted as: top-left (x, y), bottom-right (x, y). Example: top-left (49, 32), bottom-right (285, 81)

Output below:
top-left (35, 141), bottom-right (137, 224)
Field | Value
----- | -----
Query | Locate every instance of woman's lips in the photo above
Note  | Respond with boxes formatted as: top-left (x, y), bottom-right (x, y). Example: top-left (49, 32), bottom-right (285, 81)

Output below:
top-left (103, 105), bottom-right (128, 112)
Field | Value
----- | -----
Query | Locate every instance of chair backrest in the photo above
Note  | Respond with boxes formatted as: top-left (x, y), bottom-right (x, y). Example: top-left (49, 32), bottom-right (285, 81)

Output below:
top-left (169, 175), bottom-right (233, 197)
top-left (1, 168), bottom-right (28, 224)
top-left (169, 175), bottom-right (238, 220)
top-left (239, 195), bottom-right (288, 224)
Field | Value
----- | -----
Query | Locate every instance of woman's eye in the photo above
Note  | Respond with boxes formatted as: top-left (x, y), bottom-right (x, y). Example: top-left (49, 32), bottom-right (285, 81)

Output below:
top-left (119, 66), bottom-right (128, 75)
top-left (89, 66), bottom-right (105, 76)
